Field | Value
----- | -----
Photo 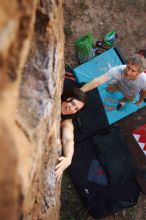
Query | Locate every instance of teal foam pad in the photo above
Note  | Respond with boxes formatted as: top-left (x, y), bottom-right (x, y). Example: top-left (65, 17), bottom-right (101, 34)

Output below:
top-left (73, 47), bottom-right (146, 125)
top-left (74, 47), bottom-right (125, 83)
top-left (98, 84), bottom-right (146, 125)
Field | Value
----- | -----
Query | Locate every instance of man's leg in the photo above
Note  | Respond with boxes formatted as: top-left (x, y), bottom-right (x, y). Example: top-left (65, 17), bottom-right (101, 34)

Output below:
top-left (117, 95), bottom-right (135, 110)
top-left (106, 82), bottom-right (125, 110)
top-left (121, 95), bottom-right (135, 103)
top-left (106, 82), bottom-right (135, 110)
top-left (106, 81), bottom-right (120, 93)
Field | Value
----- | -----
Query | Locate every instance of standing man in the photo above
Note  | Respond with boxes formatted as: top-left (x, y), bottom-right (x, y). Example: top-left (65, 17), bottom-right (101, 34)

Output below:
top-left (55, 87), bottom-right (87, 180)
top-left (81, 54), bottom-right (146, 110)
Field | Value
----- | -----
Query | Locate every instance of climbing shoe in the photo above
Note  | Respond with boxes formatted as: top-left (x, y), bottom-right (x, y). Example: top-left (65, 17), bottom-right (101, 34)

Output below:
top-left (117, 102), bottom-right (125, 111)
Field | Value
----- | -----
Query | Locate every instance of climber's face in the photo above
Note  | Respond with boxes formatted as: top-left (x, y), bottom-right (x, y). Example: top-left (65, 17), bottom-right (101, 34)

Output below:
top-left (61, 98), bottom-right (84, 115)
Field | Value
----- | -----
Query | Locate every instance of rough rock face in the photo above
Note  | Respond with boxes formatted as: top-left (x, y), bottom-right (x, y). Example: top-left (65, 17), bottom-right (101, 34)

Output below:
top-left (0, 1), bottom-right (64, 220)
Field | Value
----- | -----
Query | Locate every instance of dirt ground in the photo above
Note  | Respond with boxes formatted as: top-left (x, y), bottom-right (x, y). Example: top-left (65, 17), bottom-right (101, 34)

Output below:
top-left (61, 0), bottom-right (146, 219)
top-left (64, 0), bottom-right (146, 67)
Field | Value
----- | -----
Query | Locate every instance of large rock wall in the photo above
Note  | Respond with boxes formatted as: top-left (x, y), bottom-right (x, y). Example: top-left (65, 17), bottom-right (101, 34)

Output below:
top-left (0, 1), bottom-right (64, 220)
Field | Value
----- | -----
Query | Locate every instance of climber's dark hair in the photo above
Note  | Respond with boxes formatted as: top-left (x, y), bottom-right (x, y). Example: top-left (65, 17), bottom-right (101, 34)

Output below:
top-left (61, 87), bottom-right (87, 105)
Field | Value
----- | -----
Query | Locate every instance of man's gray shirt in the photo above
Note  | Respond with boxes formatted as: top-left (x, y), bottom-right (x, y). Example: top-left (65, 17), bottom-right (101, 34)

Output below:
top-left (105, 65), bottom-right (146, 96)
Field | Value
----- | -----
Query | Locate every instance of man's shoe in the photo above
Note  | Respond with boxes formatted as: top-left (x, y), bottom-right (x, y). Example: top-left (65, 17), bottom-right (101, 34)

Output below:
top-left (117, 102), bottom-right (125, 111)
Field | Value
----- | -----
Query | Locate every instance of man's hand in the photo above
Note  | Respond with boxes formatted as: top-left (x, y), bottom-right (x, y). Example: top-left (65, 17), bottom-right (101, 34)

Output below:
top-left (55, 156), bottom-right (71, 181)
top-left (136, 100), bottom-right (143, 106)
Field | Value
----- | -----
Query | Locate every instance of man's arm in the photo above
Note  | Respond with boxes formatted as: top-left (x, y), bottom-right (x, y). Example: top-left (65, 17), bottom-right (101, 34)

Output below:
top-left (136, 89), bottom-right (146, 106)
top-left (55, 119), bottom-right (74, 181)
top-left (81, 74), bottom-right (109, 92)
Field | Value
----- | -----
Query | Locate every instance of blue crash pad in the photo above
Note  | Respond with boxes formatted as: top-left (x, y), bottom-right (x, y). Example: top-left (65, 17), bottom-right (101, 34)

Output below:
top-left (73, 47), bottom-right (146, 125)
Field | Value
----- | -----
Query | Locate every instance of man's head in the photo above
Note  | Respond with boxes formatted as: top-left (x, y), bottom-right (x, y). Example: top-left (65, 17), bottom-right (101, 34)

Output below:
top-left (124, 54), bottom-right (144, 80)
top-left (61, 87), bottom-right (87, 115)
